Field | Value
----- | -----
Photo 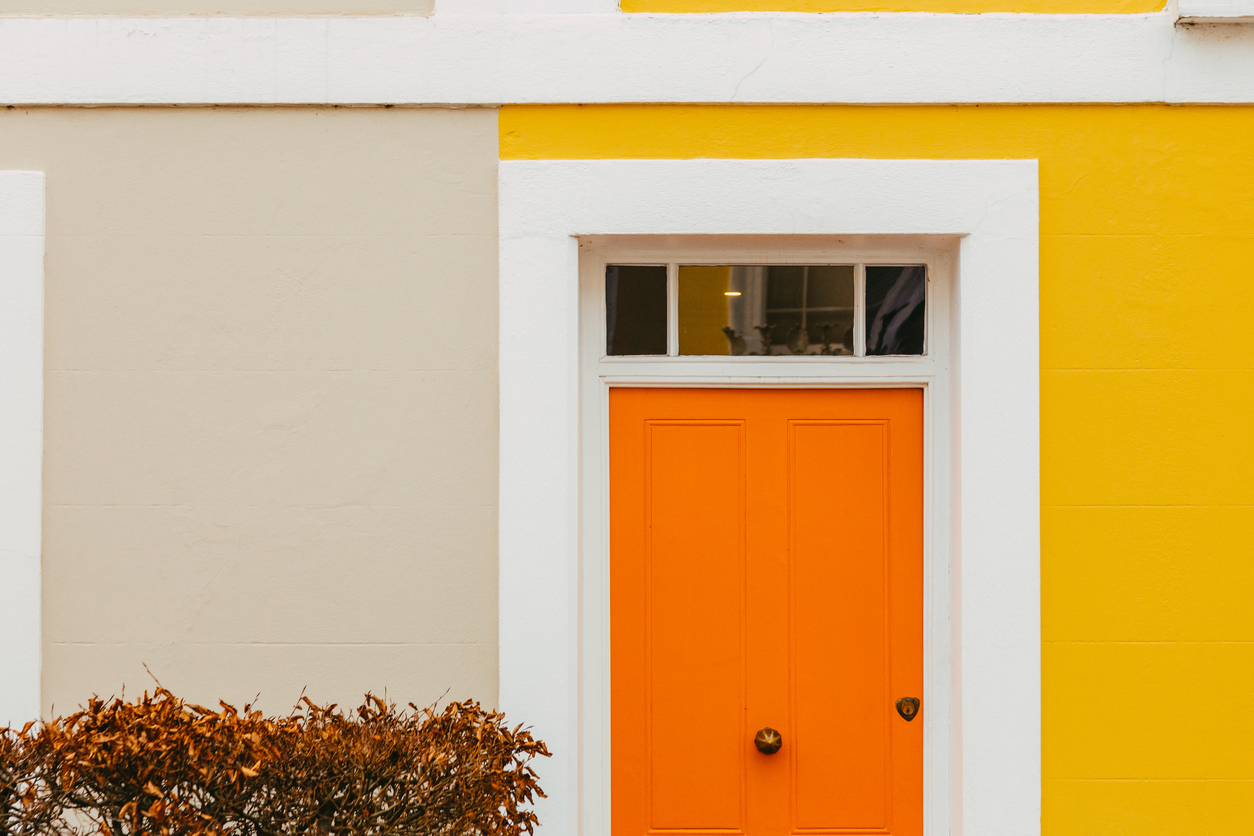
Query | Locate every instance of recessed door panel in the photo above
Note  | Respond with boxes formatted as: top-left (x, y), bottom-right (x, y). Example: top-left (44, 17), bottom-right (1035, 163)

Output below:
top-left (790, 421), bottom-right (890, 832)
top-left (647, 422), bottom-right (747, 831)
top-left (612, 389), bottom-right (923, 836)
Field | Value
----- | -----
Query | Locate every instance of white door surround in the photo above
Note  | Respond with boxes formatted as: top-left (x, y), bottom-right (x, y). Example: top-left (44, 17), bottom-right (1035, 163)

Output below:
top-left (0, 170), bottom-right (45, 729)
top-left (498, 158), bottom-right (1041, 836)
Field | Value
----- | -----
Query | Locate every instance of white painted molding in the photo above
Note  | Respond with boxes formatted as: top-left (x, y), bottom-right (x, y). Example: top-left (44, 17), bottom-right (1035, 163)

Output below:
top-left (1178, 0), bottom-right (1254, 21)
top-left (0, 171), bottom-right (45, 729)
top-left (498, 158), bottom-right (1041, 836)
top-left (0, 12), bottom-right (1252, 105)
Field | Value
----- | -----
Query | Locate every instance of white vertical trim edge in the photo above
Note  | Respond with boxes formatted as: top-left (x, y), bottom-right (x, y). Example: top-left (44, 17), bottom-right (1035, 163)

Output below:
top-left (498, 158), bottom-right (1040, 836)
top-left (0, 171), bottom-right (45, 729)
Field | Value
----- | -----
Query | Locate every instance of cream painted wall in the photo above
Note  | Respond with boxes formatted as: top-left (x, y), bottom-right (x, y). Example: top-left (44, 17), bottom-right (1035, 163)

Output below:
top-left (0, 0), bottom-right (431, 14)
top-left (0, 106), bottom-right (498, 716)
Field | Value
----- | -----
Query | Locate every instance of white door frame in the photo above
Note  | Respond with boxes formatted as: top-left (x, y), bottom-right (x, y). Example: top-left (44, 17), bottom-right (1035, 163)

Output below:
top-left (498, 158), bottom-right (1040, 836)
top-left (579, 235), bottom-right (954, 836)
top-left (0, 170), bottom-right (45, 729)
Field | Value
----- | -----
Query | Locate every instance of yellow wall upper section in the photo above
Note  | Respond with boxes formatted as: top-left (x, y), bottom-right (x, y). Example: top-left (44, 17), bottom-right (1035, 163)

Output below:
top-left (501, 103), bottom-right (1254, 834)
top-left (623, 0), bottom-right (1161, 12)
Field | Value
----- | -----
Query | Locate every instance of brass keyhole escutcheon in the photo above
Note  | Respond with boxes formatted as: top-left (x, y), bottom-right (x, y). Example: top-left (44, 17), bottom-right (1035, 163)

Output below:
top-left (754, 727), bottom-right (783, 755)
top-left (895, 697), bottom-right (921, 722)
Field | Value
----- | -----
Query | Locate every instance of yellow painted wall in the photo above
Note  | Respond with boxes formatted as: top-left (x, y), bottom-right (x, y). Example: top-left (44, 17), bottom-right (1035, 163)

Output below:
top-left (500, 104), bottom-right (1254, 834)
top-left (623, 0), bottom-right (1161, 12)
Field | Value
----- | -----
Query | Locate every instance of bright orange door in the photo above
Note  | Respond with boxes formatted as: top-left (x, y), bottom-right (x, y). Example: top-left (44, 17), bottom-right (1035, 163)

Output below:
top-left (610, 388), bottom-right (923, 836)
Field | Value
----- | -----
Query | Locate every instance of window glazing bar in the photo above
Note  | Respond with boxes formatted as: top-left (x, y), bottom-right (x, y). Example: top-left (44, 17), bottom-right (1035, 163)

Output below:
top-left (666, 262), bottom-right (679, 356)
top-left (853, 263), bottom-right (867, 357)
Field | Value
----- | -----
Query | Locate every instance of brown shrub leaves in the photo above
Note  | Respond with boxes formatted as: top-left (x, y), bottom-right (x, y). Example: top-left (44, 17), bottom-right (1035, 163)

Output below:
top-left (0, 689), bottom-right (548, 836)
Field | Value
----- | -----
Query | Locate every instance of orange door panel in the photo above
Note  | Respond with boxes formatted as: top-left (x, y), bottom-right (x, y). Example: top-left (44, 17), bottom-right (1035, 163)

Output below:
top-left (611, 389), bottom-right (923, 836)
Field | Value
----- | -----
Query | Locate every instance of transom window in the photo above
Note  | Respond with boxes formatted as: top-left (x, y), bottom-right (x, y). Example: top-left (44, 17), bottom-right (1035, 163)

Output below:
top-left (605, 263), bottom-right (926, 357)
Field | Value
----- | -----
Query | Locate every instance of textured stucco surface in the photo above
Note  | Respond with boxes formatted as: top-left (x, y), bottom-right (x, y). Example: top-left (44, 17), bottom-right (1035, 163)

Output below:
top-left (0, 106), bottom-right (498, 716)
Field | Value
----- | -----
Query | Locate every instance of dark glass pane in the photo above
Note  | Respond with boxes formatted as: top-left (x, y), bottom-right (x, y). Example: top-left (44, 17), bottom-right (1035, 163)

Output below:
top-left (865, 266), bottom-right (926, 356)
top-left (805, 265), bottom-right (855, 309)
top-left (765, 266), bottom-right (805, 309)
top-left (607, 265), bottom-right (668, 356)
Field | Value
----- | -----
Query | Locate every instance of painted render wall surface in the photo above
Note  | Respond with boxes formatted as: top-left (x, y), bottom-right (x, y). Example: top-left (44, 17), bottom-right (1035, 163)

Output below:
top-left (499, 102), bottom-right (1254, 835)
top-left (10, 99), bottom-right (1253, 833)
top-left (0, 106), bottom-right (499, 716)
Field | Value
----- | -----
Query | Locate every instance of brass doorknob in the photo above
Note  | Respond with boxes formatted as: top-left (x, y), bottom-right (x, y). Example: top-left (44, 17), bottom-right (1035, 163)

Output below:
top-left (754, 727), bottom-right (782, 754)
top-left (896, 697), bottom-right (921, 722)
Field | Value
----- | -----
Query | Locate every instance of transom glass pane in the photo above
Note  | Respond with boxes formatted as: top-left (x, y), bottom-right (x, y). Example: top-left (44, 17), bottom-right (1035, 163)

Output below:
top-left (606, 265), bottom-right (668, 356)
top-left (865, 266), bottom-right (926, 356)
top-left (604, 261), bottom-right (926, 359)
top-left (678, 265), bottom-right (855, 356)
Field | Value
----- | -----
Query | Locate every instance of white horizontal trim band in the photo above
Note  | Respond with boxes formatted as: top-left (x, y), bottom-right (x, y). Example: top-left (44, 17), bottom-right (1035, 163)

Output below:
top-left (1, 11), bottom-right (1253, 105)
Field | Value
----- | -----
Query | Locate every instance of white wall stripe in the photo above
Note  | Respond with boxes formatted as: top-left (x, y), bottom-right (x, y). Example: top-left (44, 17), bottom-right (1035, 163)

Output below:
top-left (0, 11), bottom-right (1252, 106)
top-left (0, 171), bottom-right (44, 730)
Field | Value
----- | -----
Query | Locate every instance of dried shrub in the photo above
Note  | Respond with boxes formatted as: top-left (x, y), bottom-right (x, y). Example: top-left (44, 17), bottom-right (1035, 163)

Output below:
top-left (27, 690), bottom-right (277, 836)
top-left (0, 690), bottom-right (547, 836)
top-left (252, 696), bottom-right (548, 836)
top-left (2, 722), bottom-right (53, 836)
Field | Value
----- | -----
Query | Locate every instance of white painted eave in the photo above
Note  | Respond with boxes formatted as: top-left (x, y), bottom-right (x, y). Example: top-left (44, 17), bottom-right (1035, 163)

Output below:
top-left (0, 10), bottom-right (1252, 106)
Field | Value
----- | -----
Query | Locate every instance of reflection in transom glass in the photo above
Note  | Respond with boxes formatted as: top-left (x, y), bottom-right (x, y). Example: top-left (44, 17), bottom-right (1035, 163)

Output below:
top-left (678, 265), bottom-right (856, 356)
top-left (865, 265), bottom-right (926, 356)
